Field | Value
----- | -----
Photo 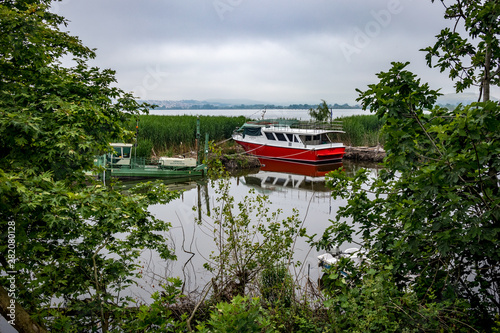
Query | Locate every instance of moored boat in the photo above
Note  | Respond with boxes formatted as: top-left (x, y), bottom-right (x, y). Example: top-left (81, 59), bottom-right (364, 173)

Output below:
top-left (232, 119), bottom-right (345, 164)
top-left (87, 142), bottom-right (207, 181)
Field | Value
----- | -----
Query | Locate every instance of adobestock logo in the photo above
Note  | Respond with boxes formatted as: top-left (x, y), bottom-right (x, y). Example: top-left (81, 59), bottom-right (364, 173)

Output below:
top-left (340, 0), bottom-right (407, 63)
top-left (213, 0), bottom-right (245, 21)
top-left (132, 64), bottom-right (169, 100)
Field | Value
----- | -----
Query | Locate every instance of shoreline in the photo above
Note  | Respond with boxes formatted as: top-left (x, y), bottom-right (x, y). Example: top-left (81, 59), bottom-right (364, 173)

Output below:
top-left (344, 145), bottom-right (386, 163)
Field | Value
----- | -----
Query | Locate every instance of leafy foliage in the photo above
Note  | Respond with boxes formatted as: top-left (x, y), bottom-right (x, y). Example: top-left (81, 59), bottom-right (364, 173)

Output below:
top-left (317, 62), bottom-right (500, 331)
top-left (323, 263), bottom-right (471, 333)
top-left (308, 100), bottom-right (331, 122)
top-left (121, 278), bottom-right (187, 332)
top-left (0, 1), bottom-right (180, 331)
top-left (423, 1), bottom-right (500, 100)
top-left (199, 144), bottom-right (304, 302)
top-left (197, 296), bottom-right (273, 333)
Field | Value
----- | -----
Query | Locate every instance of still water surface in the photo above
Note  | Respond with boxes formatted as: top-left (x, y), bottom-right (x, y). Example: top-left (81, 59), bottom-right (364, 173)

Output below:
top-left (147, 108), bottom-right (370, 120)
top-left (131, 159), bottom-right (381, 301)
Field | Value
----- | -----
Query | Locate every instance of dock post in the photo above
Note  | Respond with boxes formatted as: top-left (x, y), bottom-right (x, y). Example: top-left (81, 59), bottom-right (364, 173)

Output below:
top-left (196, 117), bottom-right (201, 165)
top-left (204, 133), bottom-right (209, 161)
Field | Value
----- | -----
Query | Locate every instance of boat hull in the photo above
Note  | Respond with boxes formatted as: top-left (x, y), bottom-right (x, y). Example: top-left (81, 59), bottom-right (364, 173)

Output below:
top-left (234, 140), bottom-right (345, 164)
top-left (258, 158), bottom-right (343, 177)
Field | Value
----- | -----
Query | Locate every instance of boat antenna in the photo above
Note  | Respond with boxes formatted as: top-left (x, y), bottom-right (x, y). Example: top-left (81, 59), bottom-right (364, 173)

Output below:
top-left (261, 109), bottom-right (266, 119)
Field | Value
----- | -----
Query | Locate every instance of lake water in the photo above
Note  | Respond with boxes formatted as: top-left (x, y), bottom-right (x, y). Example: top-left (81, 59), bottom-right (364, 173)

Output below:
top-left (0, 155), bottom-right (380, 333)
top-left (147, 108), bottom-right (371, 120)
top-left (130, 158), bottom-right (381, 302)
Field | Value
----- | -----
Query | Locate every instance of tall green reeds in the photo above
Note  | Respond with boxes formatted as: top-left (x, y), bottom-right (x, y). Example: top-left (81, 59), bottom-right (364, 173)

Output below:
top-left (336, 115), bottom-right (383, 147)
top-left (129, 115), bottom-right (247, 156)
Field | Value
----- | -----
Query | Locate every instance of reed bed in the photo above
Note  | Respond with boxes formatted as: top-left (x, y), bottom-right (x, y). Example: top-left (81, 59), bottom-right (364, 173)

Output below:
top-left (129, 115), bottom-right (247, 156)
top-left (336, 114), bottom-right (383, 147)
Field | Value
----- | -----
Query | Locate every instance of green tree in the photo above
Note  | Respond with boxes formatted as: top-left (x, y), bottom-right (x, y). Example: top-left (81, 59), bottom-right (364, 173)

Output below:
top-left (0, 1), bottom-right (179, 332)
top-left (423, 0), bottom-right (500, 101)
top-left (317, 62), bottom-right (499, 331)
top-left (317, 2), bottom-right (500, 329)
top-left (308, 100), bottom-right (330, 122)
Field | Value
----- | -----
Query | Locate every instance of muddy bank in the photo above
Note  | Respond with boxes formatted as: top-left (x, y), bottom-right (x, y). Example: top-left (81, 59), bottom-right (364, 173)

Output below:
top-left (220, 153), bottom-right (261, 170)
top-left (344, 145), bottom-right (386, 163)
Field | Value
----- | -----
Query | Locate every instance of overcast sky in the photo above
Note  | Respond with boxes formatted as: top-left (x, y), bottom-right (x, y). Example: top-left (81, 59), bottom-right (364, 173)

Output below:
top-left (54, 0), bottom-right (479, 104)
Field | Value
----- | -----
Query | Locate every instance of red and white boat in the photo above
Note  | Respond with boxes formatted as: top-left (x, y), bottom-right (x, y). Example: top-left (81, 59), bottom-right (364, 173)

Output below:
top-left (232, 119), bottom-right (345, 164)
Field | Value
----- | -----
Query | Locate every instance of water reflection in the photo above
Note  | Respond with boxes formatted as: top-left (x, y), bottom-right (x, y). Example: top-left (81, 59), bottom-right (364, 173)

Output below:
top-left (134, 159), bottom-right (381, 301)
top-left (242, 158), bottom-right (343, 195)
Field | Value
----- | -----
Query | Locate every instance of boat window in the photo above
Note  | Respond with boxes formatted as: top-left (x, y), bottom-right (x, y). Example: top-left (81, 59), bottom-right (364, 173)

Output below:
top-left (122, 147), bottom-right (131, 158)
top-left (113, 147), bottom-right (122, 156)
top-left (265, 177), bottom-right (276, 184)
top-left (320, 133), bottom-right (332, 144)
top-left (265, 132), bottom-right (276, 140)
top-left (285, 133), bottom-right (299, 142)
top-left (275, 132), bottom-right (287, 141)
top-left (275, 178), bottom-right (286, 186)
top-left (301, 134), bottom-right (322, 145)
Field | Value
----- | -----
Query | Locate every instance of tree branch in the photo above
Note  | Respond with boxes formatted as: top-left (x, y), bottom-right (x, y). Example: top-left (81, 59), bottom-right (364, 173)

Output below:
top-left (0, 285), bottom-right (47, 333)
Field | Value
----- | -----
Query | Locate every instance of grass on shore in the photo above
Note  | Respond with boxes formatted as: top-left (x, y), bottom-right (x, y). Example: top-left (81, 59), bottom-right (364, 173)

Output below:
top-left (336, 115), bottom-right (383, 147)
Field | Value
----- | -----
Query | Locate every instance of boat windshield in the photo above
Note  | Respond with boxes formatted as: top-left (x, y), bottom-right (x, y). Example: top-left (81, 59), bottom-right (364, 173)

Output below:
top-left (300, 133), bottom-right (333, 145)
top-left (242, 126), bottom-right (262, 136)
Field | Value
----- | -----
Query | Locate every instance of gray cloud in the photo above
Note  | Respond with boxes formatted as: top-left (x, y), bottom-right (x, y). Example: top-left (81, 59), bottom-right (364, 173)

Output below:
top-left (56, 0), bottom-right (473, 104)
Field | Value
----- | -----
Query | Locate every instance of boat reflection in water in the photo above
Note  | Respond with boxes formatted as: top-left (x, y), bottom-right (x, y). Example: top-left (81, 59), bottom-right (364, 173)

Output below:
top-left (241, 158), bottom-right (343, 194)
top-left (141, 159), bottom-right (379, 299)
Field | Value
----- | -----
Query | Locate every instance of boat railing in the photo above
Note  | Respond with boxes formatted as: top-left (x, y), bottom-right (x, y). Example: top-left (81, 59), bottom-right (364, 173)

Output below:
top-left (292, 121), bottom-right (343, 131)
top-left (236, 119), bottom-right (344, 134)
top-left (267, 121), bottom-right (343, 132)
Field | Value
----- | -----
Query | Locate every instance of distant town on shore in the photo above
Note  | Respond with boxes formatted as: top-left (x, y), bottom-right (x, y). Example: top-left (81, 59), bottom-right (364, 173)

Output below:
top-left (142, 99), bottom-right (361, 110)
top-left (140, 93), bottom-right (498, 110)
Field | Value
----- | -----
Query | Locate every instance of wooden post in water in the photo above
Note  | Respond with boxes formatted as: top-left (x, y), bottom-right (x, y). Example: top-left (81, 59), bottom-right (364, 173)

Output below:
top-left (196, 117), bottom-right (201, 165)
top-left (204, 132), bottom-right (209, 161)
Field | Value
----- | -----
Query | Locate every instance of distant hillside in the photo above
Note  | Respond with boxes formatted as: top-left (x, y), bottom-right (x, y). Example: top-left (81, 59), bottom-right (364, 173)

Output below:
top-left (139, 99), bottom-right (361, 110)
top-left (437, 93), bottom-right (499, 106)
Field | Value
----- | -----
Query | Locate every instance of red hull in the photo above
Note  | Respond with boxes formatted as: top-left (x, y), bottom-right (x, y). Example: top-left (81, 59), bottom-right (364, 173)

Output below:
top-left (235, 140), bottom-right (345, 163)
top-left (258, 158), bottom-right (343, 177)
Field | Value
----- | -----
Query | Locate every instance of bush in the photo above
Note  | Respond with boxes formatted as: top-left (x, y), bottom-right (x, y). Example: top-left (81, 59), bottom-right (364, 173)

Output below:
top-left (197, 296), bottom-right (272, 333)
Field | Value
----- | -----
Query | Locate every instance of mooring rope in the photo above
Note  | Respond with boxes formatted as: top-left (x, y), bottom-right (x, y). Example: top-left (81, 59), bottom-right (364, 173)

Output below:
top-left (215, 135), bottom-right (330, 160)
top-left (214, 137), bottom-right (233, 146)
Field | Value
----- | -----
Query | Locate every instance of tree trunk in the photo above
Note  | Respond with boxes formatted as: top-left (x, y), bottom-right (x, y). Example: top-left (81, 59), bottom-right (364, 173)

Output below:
top-left (0, 285), bottom-right (47, 333)
top-left (483, 43), bottom-right (491, 102)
